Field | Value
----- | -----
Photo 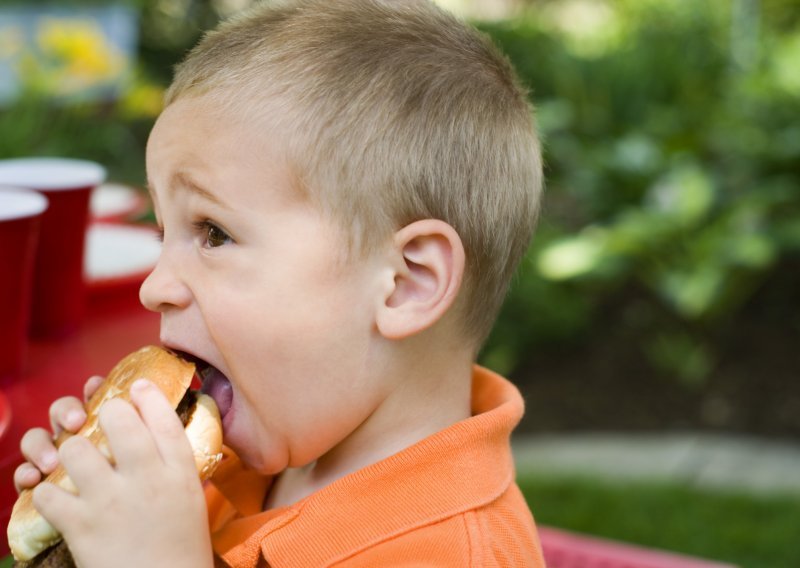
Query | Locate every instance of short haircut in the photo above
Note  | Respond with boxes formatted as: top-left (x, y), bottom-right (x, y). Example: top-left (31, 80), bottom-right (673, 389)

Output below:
top-left (166, 0), bottom-right (543, 348)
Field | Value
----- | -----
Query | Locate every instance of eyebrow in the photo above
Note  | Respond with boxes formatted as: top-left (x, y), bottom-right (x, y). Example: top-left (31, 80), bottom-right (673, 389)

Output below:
top-left (147, 171), bottom-right (229, 210)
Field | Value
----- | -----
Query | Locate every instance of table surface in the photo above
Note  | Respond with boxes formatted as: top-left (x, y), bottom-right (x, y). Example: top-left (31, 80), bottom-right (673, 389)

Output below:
top-left (0, 292), bottom-right (159, 556)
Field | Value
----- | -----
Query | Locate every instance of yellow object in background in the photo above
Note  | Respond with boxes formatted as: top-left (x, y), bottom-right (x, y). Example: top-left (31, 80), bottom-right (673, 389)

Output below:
top-left (0, 4), bottom-right (137, 103)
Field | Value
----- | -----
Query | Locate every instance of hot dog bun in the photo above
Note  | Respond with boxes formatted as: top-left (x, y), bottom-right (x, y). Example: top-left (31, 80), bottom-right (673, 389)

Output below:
top-left (7, 346), bottom-right (223, 562)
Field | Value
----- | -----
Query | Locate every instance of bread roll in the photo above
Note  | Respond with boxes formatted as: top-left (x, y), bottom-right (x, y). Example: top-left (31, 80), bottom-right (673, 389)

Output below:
top-left (7, 346), bottom-right (223, 562)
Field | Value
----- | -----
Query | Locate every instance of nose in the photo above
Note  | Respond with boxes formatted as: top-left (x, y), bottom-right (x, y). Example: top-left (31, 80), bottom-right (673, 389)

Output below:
top-left (139, 253), bottom-right (192, 313)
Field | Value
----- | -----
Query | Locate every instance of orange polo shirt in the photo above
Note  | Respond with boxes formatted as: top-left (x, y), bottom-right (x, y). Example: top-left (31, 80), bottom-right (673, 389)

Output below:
top-left (205, 366), bottom-right (545, 567)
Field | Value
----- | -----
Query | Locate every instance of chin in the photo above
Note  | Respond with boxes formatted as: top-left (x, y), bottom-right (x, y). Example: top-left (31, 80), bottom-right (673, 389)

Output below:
top-left (225, 421), bottom-right (290, 475)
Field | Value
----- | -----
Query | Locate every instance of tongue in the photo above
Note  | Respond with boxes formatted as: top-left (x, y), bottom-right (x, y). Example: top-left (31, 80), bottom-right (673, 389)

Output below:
top-left (199, 367), bottom-right (233, 419)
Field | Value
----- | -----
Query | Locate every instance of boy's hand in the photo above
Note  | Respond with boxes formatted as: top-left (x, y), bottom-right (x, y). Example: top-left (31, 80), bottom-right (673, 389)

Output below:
top-left (31, 379), bottom-right (214, 568)
top-left (14, 375), bottom-right (105, 493)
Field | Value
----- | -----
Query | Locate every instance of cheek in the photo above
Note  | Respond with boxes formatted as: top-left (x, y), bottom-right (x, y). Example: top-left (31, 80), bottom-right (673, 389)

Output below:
top-left (200, 251), bottom-right (376, 383)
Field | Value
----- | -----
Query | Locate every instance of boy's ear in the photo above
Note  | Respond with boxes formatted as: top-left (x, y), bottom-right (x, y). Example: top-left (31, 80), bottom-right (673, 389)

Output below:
top-left (376, 219), bottom-right (465, 340)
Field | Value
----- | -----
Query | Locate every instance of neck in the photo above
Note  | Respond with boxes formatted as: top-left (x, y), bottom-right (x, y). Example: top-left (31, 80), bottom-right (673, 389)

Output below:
top-left (264, 339), bottom-right (474, 510)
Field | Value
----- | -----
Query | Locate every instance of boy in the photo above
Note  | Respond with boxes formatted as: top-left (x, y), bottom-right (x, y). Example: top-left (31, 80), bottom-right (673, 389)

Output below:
top-left (15, 0), bottom-right (545, 565)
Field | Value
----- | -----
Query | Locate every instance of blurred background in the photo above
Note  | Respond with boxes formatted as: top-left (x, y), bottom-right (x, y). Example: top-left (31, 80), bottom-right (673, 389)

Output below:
top-left (0, 0), bottom-right (798, 566)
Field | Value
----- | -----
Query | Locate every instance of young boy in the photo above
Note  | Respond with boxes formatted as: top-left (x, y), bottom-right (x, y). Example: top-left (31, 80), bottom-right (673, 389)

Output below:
top-left (15, 0), bottom-right (545, 565)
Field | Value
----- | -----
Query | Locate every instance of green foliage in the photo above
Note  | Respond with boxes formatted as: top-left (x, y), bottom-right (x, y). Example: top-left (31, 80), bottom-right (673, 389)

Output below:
top-left (518, 473), bottom-right (800, 568)
top-left (479, 1), bottom-right (800, 382)
top-left (1, 1), bottom-right (798, 387)
top-left (0, 1), bottom-right (244, 179)
top-left (0, 94), bottom-right (153, 184)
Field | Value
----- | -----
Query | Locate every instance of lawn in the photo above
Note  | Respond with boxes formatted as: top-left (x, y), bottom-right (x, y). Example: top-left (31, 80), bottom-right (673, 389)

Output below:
top-left (519, 474), bottom-right (800, 568)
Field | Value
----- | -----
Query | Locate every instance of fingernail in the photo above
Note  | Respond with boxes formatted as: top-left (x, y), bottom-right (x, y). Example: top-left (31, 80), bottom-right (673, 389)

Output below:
top-left (132, 378), bottom-right (152, 392)
top-left (21, 464), bottom-right (38, 480)
top-left (42, 450), bottom-right (58, 470)
top-left (66, 410), bottom-right (85, 428)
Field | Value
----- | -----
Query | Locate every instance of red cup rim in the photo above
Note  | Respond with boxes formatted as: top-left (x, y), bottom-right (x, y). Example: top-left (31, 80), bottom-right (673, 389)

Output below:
top-left (84, 223), bottom-right (161, 290)
top-left (91, 183), bottom-right (148, 222)
top-left (0, 157), bottom-right (106, 191)
top-left (87, 268), bottom-right (153, 295)
top-left (0, 187), bottom-right (48, 221)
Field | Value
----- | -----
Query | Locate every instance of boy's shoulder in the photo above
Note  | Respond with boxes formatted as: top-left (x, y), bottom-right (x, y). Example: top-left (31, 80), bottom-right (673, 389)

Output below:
top-left (342, 483), bottom-right (545, 567)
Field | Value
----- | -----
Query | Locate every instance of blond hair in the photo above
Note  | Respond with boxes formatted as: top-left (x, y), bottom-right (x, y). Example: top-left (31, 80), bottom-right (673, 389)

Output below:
top-left (166, 0), bottom-right (543, 347)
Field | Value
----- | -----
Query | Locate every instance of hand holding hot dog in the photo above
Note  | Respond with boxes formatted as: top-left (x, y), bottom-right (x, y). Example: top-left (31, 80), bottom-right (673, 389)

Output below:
top-left (13, 375), bottom-right (104, 493)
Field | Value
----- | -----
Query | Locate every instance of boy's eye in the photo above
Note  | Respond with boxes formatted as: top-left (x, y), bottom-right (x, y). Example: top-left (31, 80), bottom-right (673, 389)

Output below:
top-left (195, 220), bottom-right (232, 248)
top-left (206, 224), bottom-right (229, 247)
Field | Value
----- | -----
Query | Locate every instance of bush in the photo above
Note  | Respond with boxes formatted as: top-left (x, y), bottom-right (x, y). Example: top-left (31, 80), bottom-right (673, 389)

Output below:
top-left (479, 1), bottom-right (800, 384)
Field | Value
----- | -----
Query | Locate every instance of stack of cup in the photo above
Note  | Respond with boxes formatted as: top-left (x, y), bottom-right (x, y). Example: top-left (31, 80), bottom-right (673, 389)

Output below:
top-left (0, 158), bottom-right (106, 351)
top-left (0, 189), bottom-right (48, 379)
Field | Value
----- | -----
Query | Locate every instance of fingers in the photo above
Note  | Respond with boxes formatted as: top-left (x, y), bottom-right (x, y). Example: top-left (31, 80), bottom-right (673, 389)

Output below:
top-left (14, 463), bottom-right (43, 493)
top-left (98, 398), bottom-right (160, 471)
top-left (32, 481), bottom-right (81, 539)
top-left (129, 380), bottom-right (194, 469)
top-left (19, 427), bottom-right (60, 477)
top-left (17, 377), bottom-right (191, 496)
top-left (46, 375), bottom-right (103, 445)
top-left (57, 435), bottom-right (113, 498)
top-left (49, 396), bottom-right (87, 440)
top-left (31, 432), bottom-right (114, 536)
top-left (95, 382), bottom-right (194, 478)
top-left (16, 375), bottom-right (100, 495)
top-left (83, 375), bottom-right (104, 402)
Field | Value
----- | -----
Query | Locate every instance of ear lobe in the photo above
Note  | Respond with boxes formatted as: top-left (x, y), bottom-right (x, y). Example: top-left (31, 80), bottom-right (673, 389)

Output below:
top-left (376, 220), bottom-right (465, 340)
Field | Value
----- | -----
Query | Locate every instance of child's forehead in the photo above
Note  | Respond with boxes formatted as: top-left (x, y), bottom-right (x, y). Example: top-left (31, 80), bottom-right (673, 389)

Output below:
top-left (146, 103), bottom-right (317, 220)
top-left (149, 95), bottom-right (293, 166)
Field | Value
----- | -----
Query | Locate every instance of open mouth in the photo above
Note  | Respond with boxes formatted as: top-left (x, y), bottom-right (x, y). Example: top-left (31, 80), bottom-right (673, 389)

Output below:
top-left (171, 349), bottom-right (234, 420)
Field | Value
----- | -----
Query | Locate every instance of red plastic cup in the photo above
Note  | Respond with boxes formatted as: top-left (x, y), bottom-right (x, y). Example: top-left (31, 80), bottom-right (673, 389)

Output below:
top-left (0, 158), bottom-right (106, 339)
top-left (0, 188), bottom-right (48, 379)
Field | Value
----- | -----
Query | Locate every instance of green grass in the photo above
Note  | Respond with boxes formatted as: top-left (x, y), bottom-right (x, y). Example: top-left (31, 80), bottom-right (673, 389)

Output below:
top-left (519, 474), bottom-right (800, 568)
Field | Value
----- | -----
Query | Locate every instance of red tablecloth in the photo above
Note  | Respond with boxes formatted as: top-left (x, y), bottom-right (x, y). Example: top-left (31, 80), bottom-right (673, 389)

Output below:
top-left (0, 294), bottom-right (159, 556)
top-left (0, 393), bottom-right (10, 446)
